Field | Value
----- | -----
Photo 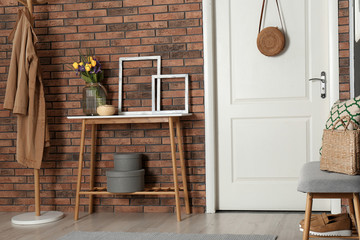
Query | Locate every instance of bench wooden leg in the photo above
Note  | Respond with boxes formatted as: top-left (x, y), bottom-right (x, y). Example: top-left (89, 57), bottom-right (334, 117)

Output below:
top-left (353, 193), bottom-right (360, 240)
top-left (303, 193), bottom-right (313, 240)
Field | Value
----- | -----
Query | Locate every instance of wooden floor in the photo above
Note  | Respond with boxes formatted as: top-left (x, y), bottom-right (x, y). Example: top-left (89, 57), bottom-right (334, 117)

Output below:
top-left (0, 211), bottom-right (336, 240)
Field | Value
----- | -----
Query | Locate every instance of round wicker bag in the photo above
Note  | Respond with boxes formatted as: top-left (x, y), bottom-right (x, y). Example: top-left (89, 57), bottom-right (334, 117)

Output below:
top-left (257, 0), bottom-right (285, 57)
top-left (257, 27), bottom-right (285, 56)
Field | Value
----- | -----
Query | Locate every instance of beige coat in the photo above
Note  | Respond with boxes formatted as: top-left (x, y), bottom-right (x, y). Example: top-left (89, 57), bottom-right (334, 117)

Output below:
top-left (4, 8), bottom-right (49, 169)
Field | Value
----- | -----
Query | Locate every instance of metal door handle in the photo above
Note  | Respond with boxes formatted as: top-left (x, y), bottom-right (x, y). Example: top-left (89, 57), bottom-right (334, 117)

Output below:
top-left (309, 71), bottom-right (326, 98)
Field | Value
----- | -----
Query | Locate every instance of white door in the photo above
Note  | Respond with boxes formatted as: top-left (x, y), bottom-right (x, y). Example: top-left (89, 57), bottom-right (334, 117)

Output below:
top-left (216, 0), bottom-right (331, 210)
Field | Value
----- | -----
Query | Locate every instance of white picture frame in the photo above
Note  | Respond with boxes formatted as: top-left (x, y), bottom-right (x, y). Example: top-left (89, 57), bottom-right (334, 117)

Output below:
top-left (118, 56), bottom-right (161, 115)
top-left (151, 74), bottom-right (189, 114)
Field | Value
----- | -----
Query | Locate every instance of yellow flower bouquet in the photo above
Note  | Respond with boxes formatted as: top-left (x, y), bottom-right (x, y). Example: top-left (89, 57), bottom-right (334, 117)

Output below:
top-left (72, 49), bottom-right (104, 83)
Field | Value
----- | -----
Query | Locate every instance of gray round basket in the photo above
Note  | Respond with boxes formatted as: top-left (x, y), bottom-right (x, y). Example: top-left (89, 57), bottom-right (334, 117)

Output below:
top-left (113, 153), bottom-right (142, 171)
top-left (106, 169), bottom-right (145, 193)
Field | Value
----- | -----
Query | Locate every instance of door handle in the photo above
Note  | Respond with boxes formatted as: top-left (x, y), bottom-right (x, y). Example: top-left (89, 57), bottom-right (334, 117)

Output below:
top-left (309, 71), bottom-right (326, 99)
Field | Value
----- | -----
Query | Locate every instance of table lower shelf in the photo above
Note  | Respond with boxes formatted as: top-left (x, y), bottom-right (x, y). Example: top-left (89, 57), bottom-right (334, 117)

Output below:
top-left (79, 187), bottom-right (184, 196)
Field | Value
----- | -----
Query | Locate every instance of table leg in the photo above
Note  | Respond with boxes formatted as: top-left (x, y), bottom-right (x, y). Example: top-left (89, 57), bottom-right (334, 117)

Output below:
top-left (175, 117), bottom-right (190, 215)
top-left (169, 117), bottom-right (181, 221)
top-left (89, 124), bottom-right (97, 214)
top-left (75, 120), bottom-right (86, 221)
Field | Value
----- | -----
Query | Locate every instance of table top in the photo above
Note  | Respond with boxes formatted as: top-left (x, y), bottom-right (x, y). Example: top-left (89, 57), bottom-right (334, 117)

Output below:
top-left (67, 113), bottom-right (192, 120)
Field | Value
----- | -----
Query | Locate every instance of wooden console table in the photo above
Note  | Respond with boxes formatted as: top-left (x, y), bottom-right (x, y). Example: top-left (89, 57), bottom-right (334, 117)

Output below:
top-left (67, 114), bottom-right (191, 221)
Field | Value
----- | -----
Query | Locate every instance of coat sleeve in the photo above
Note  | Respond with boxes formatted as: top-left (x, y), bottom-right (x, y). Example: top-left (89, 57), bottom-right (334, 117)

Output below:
top-left (3, 16), bottom-right (29, 115)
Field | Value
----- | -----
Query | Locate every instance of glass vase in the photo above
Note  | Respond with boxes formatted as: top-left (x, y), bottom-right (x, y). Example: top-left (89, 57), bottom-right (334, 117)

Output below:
top-left (82, 82), bottom-right (107, 116)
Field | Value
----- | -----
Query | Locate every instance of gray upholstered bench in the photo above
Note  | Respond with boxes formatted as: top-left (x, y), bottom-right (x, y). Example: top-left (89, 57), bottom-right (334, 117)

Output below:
top-left (298, 161), bottom-right (360, 240)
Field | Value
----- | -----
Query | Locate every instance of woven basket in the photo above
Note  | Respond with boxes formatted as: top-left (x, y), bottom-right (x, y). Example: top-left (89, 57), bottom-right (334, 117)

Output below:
top-left (257, 27), bottom-right (285, 56)
top-left (320, 115), bottom-right (360, 175)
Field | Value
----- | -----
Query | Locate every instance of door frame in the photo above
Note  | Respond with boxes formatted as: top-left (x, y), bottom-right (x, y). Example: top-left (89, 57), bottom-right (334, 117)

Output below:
top-left (203, 0), bottom-right (340, 213)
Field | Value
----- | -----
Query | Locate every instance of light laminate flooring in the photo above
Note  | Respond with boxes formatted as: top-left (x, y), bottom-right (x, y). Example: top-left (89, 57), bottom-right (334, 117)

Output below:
top-left (0, 211), bottom-right (334, 240)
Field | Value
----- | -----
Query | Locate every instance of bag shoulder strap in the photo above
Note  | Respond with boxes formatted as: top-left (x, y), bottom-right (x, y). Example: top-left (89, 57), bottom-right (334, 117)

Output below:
top-left (258, 0), bottom-right (284, 33)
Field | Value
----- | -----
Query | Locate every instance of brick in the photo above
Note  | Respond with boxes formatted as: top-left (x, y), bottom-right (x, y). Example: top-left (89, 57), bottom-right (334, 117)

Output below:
top-left (51, 42), bottom-right (80, 49)
top-left (101, 198), bottom-right (129, 205)
top-left (339, 42), bottom-right (349, 50)
top-left (34, 5), bottom-right (62, 12)
top-left (124, 14), bottom-right (154, 23)
top-left (339, 1), bottom-right (349, 8)
top-left (111, 39), bottom-right (141, 46)
top-left (65, 33), bottom-right (94, 41)
top-left (123, 0), bottom-right (152, 7)
top-left (144, 206), bottom-right (173, 213)
top-left (48, 26), bottom-right (77, 34)
top-left (339, 25), bottom-right (349, 33)
top-left (170, 51), bottom-right (201, 59)
top-left (141, 37), bottom-right (171, 44)
top-left (138, 21), bottom-right (168, 29)
top-left (169, 19), bottom-right (199, 28)
top-left (78, 10), bottom-right (107, 18)
top-left (38, 35), bottom-right (65, 42)
top-left (132, 138), bottom-right (161, 145)
top-left (139, 6), bottom-right (168, 14)
top-left (339, 9), bottom-right (349, 17)
top-left (185, 11), bottom-right (202, 19)
top-left (94, 16), bottom-right (123, 24)
top-left (155, 12), bottom-right (184, 21)
top-left (0, 177), bottom-right (26, 184)
top-left (108, 8), bottom-right (138, 16)
top-left (49, 11), bottom-right (77, 19)
top-left (64, 18), bottom-right (94, 26)
top-left (95, 32), bottom-right (125, 39)
top-left (108, 23), bottom-right (136, 31)
top-left (162, 59), bottom-right (184, 66)
top-left (173, 35), bottom-right (203, 43)
top-left (101, 138), bottom-right (131, 145)
top-left (169, 3), bottom-right (200, 11)
top-left (81, 40), bottom-right (110, 48)
top-left (35, 19), bottom-right (64, 28)
top-left (125, 45), bottom-right (154, 53)
top-left (187, 27), bottom-right (202, 35)
top-left (64, 3), bottom-right (92, 11)
top-left (185, 58), bottom-right (203, 66)
top-left (79, 25), bottom-right (106, 33)
top-left (156, 44), bottom-right (186, 52)
top-left (93, 1), bottom-right (123, 9)
top-left (154, 0), bottom-right (184, 4)
top-left (126, 30), bottom-right (155, 38)
top-left (157, 28), bottom-right (186, 36)
top-left (338, 17), bottom-right (349, 25)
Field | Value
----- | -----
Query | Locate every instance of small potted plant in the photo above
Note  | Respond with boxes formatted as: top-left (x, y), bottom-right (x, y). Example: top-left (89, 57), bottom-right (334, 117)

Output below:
top-left (72, 50), bottom-right (107, 116)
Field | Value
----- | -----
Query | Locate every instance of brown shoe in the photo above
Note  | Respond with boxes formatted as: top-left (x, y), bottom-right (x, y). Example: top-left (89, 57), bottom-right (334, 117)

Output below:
top-left (299, 213), bottom-right (352, 236)
top-left (299, 213), bottom-right (349, 229)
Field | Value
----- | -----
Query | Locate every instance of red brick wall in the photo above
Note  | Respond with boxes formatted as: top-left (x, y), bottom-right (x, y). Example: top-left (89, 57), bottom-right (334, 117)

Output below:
top-left (339, 0), bottom-right (350, 100)
top-left (338, 0), bottom-right (354, 211)
top-left (0, 0), bottom-right (205, 213)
